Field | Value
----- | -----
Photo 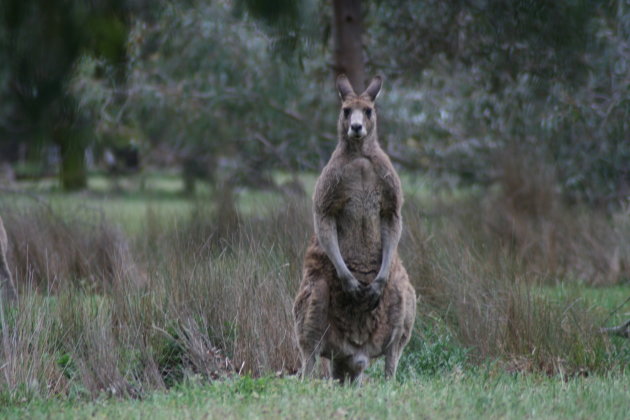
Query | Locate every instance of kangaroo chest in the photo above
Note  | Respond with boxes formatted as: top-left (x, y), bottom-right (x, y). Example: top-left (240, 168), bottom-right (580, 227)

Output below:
top-left (339, 158), bottom-right (381, 215)
top-left (336, 157), bottom-right (383, 273)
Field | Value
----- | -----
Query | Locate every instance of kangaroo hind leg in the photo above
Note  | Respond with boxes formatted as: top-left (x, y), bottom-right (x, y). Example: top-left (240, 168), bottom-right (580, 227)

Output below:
top-left (294, 280), bottom-right (330, 379)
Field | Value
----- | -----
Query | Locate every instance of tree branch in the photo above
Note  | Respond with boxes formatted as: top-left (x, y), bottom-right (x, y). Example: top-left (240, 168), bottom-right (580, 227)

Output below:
top-left (600, 319), bottom-right (630, 338)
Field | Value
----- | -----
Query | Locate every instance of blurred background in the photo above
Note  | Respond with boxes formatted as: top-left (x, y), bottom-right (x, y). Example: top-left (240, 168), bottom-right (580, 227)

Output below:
top-left (0, 0), bottom-right (627, 205)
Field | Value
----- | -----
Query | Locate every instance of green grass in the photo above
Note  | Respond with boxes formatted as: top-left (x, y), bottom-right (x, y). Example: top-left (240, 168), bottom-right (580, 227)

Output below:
top-left (0, 171), bottom-right (447, 231)
top-left (1, 171), bottom-right (303, 232)
top-left (2, 372), bottom-right (629, 420)
top-left (543, 283), bottom-right (630, 328)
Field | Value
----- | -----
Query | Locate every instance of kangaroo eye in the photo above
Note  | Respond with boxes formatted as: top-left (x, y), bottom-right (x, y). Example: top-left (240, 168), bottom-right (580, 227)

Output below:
top-left (365, 108), bottom-right (372, 118)
top-left (343, 108), bottom-right (351, 118)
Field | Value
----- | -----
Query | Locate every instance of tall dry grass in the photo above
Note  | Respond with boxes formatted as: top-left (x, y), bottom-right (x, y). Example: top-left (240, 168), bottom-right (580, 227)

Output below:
top-left (0, 196), bottom-right (311, 400)
top-left (2, 206), bottom-right (137, 293)
top-left (402, 203), bottom-right (611, 373)
top-left (400, 150), bottom-right (629, 372)
top-left (484, 149), bottom-right (629, 285)
top-left (0, 167), bottom-right (627, 401)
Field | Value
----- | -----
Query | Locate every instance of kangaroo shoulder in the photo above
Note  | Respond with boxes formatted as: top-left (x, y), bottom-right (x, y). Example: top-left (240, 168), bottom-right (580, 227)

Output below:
top-left (313, 158), bottom-right (345, 214)
top-left (369, 150), bottom-right (403, 211)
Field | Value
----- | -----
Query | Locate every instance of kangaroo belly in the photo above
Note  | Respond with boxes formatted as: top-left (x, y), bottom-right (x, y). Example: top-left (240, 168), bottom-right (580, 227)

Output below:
top-left (337, 211), bottom-right (381, 278)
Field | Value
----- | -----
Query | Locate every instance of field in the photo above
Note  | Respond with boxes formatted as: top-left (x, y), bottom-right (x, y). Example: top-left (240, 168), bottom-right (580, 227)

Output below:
top-left (0, 172), bottom-right (629, 418)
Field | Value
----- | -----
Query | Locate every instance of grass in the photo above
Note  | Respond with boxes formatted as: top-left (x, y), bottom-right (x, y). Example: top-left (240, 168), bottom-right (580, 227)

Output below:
top-left (544, 283), bottom-right (630, 323)
top-left (2, 372), bottom-right (629, 419)
top-left (0, 169), bottom-right (629, 416)
top-left (0, 171), bottom-right (315, 232)
top-left (0, 171), bottom-right (440, 229)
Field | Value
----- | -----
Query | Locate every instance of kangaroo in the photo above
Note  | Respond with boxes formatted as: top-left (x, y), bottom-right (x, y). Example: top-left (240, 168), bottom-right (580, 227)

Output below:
top-left (0, 215), bottom-right (16, 301)
top-left (293, 75), bottom-right (416, 383)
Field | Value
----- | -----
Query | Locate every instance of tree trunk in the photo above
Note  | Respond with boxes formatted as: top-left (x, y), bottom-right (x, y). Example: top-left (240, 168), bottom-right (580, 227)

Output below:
top-left (56, 127), bottom-right (87, 191)
top-left (182, 158), bottom-right (198, 196)
top-left (333, 0), bottom-right (366, 92)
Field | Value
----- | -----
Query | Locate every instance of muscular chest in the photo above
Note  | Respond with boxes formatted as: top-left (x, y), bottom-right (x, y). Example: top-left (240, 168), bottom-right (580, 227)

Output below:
top-left (338, 158), bottom-right (382, 215)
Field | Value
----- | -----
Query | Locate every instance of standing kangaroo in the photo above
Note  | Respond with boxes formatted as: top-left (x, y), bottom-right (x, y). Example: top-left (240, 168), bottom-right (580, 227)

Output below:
top-left (293, 75), bottom-right (416, 383)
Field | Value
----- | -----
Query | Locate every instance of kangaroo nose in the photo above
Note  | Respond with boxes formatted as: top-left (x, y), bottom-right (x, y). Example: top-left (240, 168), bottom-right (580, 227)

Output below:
top-left (351, 123), bottom-right (362, 133)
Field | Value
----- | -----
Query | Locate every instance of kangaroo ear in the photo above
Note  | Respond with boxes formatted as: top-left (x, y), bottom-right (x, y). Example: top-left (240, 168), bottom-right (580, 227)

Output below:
top-left (362, 75), bottom-right (383, 102)
top-left (336, 74), bottom-right (355, 101)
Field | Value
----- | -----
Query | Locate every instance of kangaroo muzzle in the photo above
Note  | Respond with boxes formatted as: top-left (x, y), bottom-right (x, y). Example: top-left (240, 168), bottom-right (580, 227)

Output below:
top-left (348, 109), bottom-right (367, 138)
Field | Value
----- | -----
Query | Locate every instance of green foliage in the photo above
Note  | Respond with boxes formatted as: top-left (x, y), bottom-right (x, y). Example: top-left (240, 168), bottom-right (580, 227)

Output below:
top-left (65, 0), bottom-right (629, 203)
top-left (367, 0), bottom-right (629, 206)
top-left (75, 0), bottom-right (333, 187)
top-left (0, 0), bottom-right (144, 190)
top-left (368, 0), bottom-right (593, 83)
top-left (397, 316), bottom-right (469, 378)
top-left (56, 353), bottom-right (76, 380)
top-left (2, 0), bottom-right (627, 202)
top-left (217, 375), bottom-right (275, 399)
top-left (152, 326), bottom-right (186, 388)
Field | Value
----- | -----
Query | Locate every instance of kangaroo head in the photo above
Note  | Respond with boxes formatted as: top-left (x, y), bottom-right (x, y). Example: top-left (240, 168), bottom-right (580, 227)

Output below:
top-left (337, 74), bottom-right (382, 141)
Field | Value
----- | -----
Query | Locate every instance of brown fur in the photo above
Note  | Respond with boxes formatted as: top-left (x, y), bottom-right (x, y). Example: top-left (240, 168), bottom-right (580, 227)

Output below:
top-left (293, 75), bottom-right (416, 383)
top-left (0, 215), bottom-right (16, 301)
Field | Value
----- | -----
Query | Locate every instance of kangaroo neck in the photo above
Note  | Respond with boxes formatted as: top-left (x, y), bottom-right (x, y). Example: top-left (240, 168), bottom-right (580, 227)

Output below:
top-left (339, 131), bottom-right (378, 157)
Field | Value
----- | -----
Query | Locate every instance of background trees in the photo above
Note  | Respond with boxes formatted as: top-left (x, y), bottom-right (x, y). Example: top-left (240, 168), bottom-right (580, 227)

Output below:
top-left (0, 0), bottom-right (627, 205)
top-left (366, 0), bottom-right (629, 206)
top-left (0, 0), bottom-right (149, 189)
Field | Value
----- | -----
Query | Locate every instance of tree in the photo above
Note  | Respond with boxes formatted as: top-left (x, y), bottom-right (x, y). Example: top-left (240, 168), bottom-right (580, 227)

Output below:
top-left (66, 0), bottom-right (628, 206)
top-left (364, 0), bottom-right (629, 206)
top-left (0, 0), bottom-right (142, 190)
top-left (332, 0), bottom-right (366, 92)
top-left (94, 1), bottom-right (331, 191)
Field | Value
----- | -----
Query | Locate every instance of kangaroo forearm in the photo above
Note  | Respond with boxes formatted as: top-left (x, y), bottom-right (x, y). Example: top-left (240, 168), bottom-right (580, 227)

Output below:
top-left (377, 216), bottom-right (401, 280)
top-left (315, 215), bottom-right (352, 277)
top-left (322, 237), bottom-right (349, 277)
top-left (378, 236), bottom-right (396, 279)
